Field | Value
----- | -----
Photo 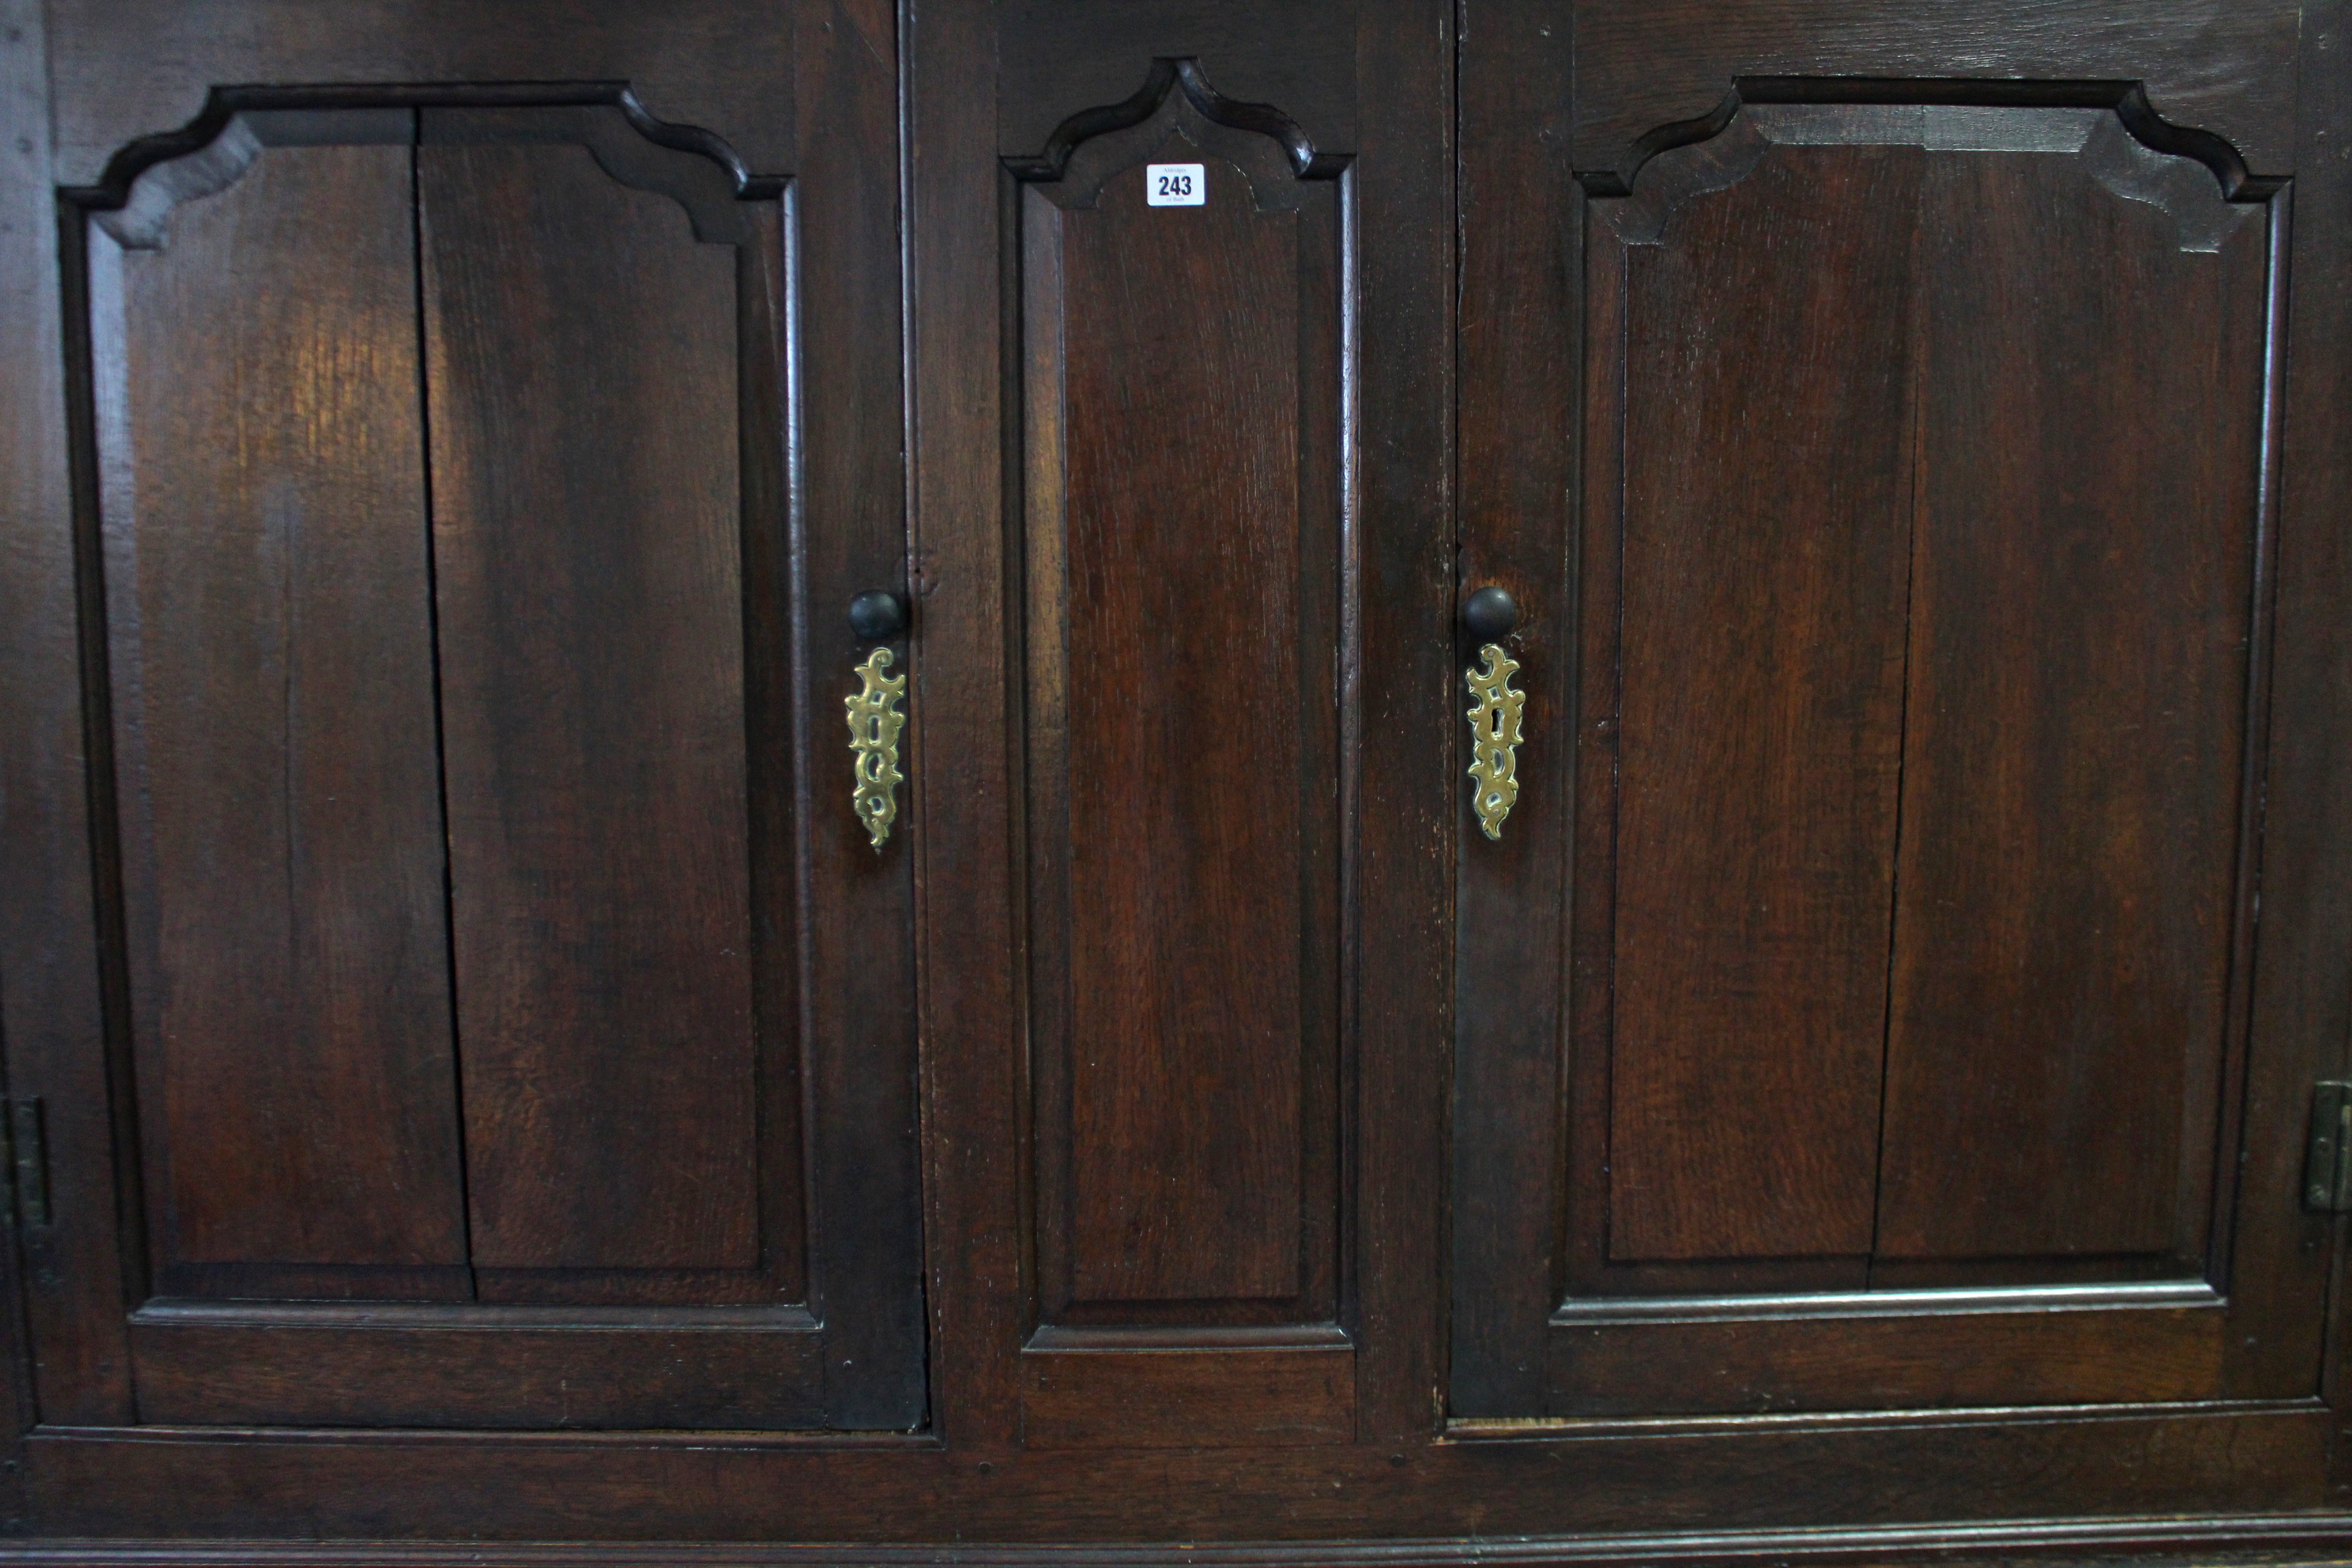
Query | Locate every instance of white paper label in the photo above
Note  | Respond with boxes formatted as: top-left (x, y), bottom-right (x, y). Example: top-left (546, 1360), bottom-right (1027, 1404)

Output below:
top-left (1145, 163), bottom-right (1205, 206)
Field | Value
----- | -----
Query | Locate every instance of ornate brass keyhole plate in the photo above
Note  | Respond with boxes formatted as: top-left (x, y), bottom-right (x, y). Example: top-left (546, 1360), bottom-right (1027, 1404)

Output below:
top-left (847, 647), bottom-right (908, 850)
top-left (1466, 642), bottom-right (1524, 840)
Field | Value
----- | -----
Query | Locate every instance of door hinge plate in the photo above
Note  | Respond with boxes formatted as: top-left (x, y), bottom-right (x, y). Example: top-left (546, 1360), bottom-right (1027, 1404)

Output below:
top-left (2306, 1081), bottom-right (2352, 1213)
top-left (1, 1098), bottom-right (48, 1228)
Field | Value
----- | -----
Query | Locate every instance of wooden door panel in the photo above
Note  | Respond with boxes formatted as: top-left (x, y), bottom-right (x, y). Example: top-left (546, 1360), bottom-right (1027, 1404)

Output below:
top-left (421, 115), bottom-right (783, 1292)
top-left (46, 42), bottom-right (921, 1426)
top-left (1876, 129), bottom-right (2267, 1267)
top-left (1605, 140), bottom-right (1920, 1264)
top-left (1587, 102), bottom-right (2273, 1309)
top-left (1461, 86), bottom-right (2300, 1419)
top-left (91, 112), bottom-right (471, 1303)
top-left (1597, 109), bottom-right (2269, 1281)
top-left (1015, 62), bottom-right (1351, 1443)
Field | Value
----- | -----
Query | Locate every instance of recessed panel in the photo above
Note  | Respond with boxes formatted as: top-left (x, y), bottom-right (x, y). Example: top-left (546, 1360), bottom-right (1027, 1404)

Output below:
top-left (1022, 97), bottom-right (1346, 1337)
top-left (1062, 155), bottom-right (1306, 1305)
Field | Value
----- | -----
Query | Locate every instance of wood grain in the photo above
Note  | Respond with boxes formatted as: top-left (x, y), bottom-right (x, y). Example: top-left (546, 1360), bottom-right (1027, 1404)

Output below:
top-left (1550, 1296), bottom-right (2224, 1415)
top-left (1056, 154), bottom-right (1308, 1304)
top-left (1448, 0), bottom-right (1576, 1416)
top-left (95, 135), bottom-right (470, 1281)
top-left (18, 1403), bottom-right (2335, 1539)
top-left (1607, 142), bottom-right (1921, 1262)
top-left (790, 0), bottom-right (928, 1430)
top-left (4, 1518), bottom-right (2352, 1568)
top-left (1019, 1329), bottom-right (1354, 1448)
top-left (421, 134), bottom-right (758, 1276)
top-left (128, 1307), bottom-right (823, 1429)
top-left (1529, 96), bottom-right (2308, 1420)
top-left (1569, 0), bottom-right (2300, 191)
top-left (904, 0), bottom-right (1026, 1449)
top-left (996, 0), bottom-right (1359, 168)
top-left (1345, 0), bottom-right (1457, 1441)
top-left (1876, 145), bottom-right (2267, 1263)
top-left (2268, 0), bottom-right (2352, 1415)
top-left (37, 90), bottom-right (914, 1431)
top-left (1008, 62), bottom-right (1369, 1450)
top-left (48, 0), bottom-right (796, 189)
top-left (0, 0), bottom-right (132, 1429)
top-left (1025, 129), bottom-right (1344, 1324)
top-left (11, 0), bottom-right (2351, 1541)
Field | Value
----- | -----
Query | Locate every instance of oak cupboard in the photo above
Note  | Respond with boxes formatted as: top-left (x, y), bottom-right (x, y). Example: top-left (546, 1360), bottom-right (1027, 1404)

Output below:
top-left (1, 0), bottom-right (2349, 1558)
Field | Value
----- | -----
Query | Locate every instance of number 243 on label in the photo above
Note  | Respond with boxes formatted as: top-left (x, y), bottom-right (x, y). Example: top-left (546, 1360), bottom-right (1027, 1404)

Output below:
top-left (1146, 163), bottom-right (1205, 206)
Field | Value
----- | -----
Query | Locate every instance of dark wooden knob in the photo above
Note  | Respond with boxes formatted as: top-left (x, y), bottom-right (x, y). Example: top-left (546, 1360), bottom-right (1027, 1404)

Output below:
top-left (849, 589), bottom-right (909, 642)
top-left (1463, 585), bottom-right (1518, 642)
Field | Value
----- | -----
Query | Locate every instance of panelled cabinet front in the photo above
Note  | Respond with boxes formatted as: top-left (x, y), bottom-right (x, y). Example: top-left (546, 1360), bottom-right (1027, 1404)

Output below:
top-left (3, 0), bottom-right (2352, 1550)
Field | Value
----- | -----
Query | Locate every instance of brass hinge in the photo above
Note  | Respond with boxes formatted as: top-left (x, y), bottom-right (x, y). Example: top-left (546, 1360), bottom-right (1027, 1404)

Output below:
top-left (0, 1098), bottom-right (48, 1228)
top-left (2306, 1082), bottom-right (2352, 1213)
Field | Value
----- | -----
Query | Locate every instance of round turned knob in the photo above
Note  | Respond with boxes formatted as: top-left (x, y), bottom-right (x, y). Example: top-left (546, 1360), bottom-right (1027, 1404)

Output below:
top-left (1463, 585), bottom-right (1519, 642)
top-left (848, 589), bottom-right (909, 642)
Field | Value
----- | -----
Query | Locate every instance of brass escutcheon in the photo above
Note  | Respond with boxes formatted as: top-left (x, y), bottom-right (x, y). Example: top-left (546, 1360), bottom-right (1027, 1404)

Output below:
top-left (1466, 643), bottom-right (1524, 840)
top-left (846, 647), bottom-right (908, 850)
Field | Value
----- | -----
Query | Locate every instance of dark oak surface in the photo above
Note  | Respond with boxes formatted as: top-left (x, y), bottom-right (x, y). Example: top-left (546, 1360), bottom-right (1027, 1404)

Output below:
top-left (11, 1403), bottom-right (2341, 1537)
top-left (1876, 138), bottom-right (2266, 1265)
top-left (904, 0), bottom-right (1024, 1458)
top-left (1605, 136), bottom-right (1918, 1264)
top-left (0, 1534), bottom-right (2350, 1568)
top-left (95, 135), bottom-right (467, 1290)
top-left (1, 0), bottom-right (122, 1439)
top-left (1017, 1328), bottom-right (1355, 1448)
top-left (18, 0), bottom-right (923, 1440)
top-left (2282, 0), bottom-right (2352, 1434)
top-left (44, 1), bottom-right (800, 190)
top-left (1007, 50), bottom-right (1362, 1446)
top-left (1060, 166), bottom-right (1307, 1307)
top-left (3, 1529), bottom-right (2352, 1568)
top-left (1448, 0), bottom-right (1577, 1424)
top-left (1569, 1), bottom-right (2300, 191)
top-left (996, 0), bottom-right (1357, 167)
top-left (1020, 93), bottom-right (1345, 1346)
top-left (1044, 151), bottom-right (1320, 1313)
top-left (1458, 81), bottom-right (2312, 1419)
top-left (1549, 1296), bottom-right (2225, 1416)
top-left (120, 1308), bottom-right (826, 1431)
top-left (423, 131), bottom-right (764, 1283)
top-left (3, 0), bottom-right (2351, 1554)
top-left (1450, 0), bottom-right (2350, 1464)
top-left (1578, 103), bottom-right (2273, 1286)
top-left (790, 0), bottom-right (927, 1435)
